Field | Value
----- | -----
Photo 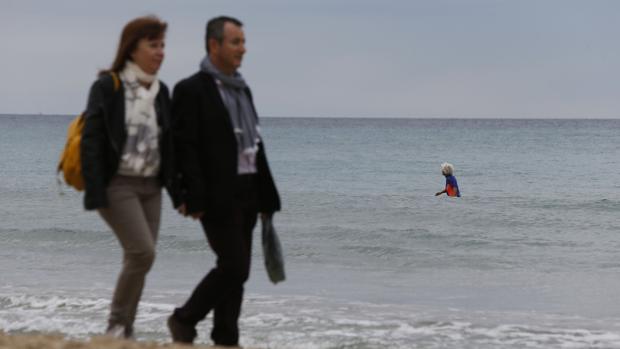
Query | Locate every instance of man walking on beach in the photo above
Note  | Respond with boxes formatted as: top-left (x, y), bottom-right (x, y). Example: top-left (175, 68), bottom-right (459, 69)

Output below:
top-left (167, 16), bottom-right (281, 346)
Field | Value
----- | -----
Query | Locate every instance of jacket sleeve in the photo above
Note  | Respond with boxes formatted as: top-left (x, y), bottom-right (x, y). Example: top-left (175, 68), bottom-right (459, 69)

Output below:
top-left (81, 80), bottom-right (108, 210)
top-left (247, 88), bottom-right (281, 213)
top-left (172, 80), bottom-right (206, 213)
top-left (157, 82), bottom-right (182, 209)
top-left (257, 141), bottom-right (282, 213)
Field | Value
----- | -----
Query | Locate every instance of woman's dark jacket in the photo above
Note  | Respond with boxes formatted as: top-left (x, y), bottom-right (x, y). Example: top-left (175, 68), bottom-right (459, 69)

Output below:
top-left (172, 71), bottom-right (281, 216)
top-left (81, 73), bottom-right (180, 210)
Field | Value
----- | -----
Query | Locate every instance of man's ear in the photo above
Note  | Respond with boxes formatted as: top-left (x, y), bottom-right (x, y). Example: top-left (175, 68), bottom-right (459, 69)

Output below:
top-left (207, 38), bottom-right (219, 54)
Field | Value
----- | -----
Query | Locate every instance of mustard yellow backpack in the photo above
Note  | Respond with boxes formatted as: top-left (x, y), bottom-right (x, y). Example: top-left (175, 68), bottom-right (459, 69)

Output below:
top-left (57, 72), bottom-right (120, 191)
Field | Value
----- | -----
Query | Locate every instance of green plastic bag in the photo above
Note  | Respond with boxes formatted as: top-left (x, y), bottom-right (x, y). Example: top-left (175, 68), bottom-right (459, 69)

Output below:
top-left (261, 214), bottom-right (285, 284)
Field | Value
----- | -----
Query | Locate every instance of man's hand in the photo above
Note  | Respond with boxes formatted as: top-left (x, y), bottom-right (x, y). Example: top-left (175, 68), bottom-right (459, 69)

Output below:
top-left (260, 212), bottom-right (274, 221)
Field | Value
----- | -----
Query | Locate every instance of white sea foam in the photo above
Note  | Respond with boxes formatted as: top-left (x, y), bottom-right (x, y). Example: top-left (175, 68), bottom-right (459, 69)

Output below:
top-left (239, 296), bottom-right (620, 349)
top-left (1, 290), bottom-right (620, 348)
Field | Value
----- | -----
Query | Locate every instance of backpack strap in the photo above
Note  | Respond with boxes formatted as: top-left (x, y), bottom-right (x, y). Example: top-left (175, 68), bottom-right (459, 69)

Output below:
top-left (97, 71), bottom-right (122, 103)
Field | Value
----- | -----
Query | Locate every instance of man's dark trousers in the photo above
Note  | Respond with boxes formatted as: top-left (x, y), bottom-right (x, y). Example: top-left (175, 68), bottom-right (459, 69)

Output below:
top-left (173, 174), bottom-right (258, 345)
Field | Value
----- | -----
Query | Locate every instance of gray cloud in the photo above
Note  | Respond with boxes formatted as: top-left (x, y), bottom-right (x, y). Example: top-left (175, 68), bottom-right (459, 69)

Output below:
top-left (1, 0), bottom-right (619, 118)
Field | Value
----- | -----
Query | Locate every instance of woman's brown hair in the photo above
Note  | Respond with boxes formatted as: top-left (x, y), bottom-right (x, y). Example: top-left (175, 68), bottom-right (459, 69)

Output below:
top-left (101, 16), bottom-right (167, 75)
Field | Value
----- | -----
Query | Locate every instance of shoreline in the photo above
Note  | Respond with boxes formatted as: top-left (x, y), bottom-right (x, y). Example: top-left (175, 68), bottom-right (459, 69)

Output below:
top-left (0, 332), bottom-right (251, 349)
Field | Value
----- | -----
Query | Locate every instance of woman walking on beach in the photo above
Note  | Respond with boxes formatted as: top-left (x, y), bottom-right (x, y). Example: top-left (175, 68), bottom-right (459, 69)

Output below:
top-left (80, 16), bottom-right (179, 338)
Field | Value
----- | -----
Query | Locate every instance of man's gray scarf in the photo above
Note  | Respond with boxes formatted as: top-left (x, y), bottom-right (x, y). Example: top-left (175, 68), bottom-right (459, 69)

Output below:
top-left (200, 56), bottom-right (260, 154)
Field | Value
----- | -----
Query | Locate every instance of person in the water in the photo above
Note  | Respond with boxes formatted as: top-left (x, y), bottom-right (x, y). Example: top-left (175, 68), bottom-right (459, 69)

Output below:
top-left (435, 162), bottom-right (461, 197)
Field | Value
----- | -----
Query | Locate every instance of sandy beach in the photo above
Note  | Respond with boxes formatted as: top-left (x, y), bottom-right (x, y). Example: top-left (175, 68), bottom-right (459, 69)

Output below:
top-left (0, 332), bottom-right (252, 349)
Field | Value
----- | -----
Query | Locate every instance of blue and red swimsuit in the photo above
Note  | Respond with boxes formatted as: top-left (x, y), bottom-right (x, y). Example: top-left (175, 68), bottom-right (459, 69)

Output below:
top-left (445, 175), bottom-right (461, 197)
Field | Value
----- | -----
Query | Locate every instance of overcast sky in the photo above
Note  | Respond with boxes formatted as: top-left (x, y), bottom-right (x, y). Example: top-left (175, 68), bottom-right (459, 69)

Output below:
top-left (1, 0), bottom-right (619, 118)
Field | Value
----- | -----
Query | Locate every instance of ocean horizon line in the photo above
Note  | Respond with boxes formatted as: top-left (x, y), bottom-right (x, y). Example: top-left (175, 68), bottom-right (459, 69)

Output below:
top-left (1, 113), bottom-right (620, 121)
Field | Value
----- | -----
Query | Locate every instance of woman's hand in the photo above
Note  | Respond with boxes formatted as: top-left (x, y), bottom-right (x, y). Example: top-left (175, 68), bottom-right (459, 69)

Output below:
top-left (177, 203), bottom-right (204, 220)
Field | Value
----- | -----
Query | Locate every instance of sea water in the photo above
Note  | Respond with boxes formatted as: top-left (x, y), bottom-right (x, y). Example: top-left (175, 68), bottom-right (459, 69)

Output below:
top-left (1, 115), bottom-right (620, 348)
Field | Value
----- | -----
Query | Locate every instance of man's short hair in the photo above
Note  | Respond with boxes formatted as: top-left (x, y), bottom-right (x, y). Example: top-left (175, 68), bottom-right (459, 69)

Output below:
top-left (205, 16), bottom-right (243, 53)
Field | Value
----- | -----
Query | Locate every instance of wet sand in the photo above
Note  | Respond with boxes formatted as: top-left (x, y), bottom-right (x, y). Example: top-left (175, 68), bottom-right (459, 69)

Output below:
top-left (0, 332), bottom-right (253, 349)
